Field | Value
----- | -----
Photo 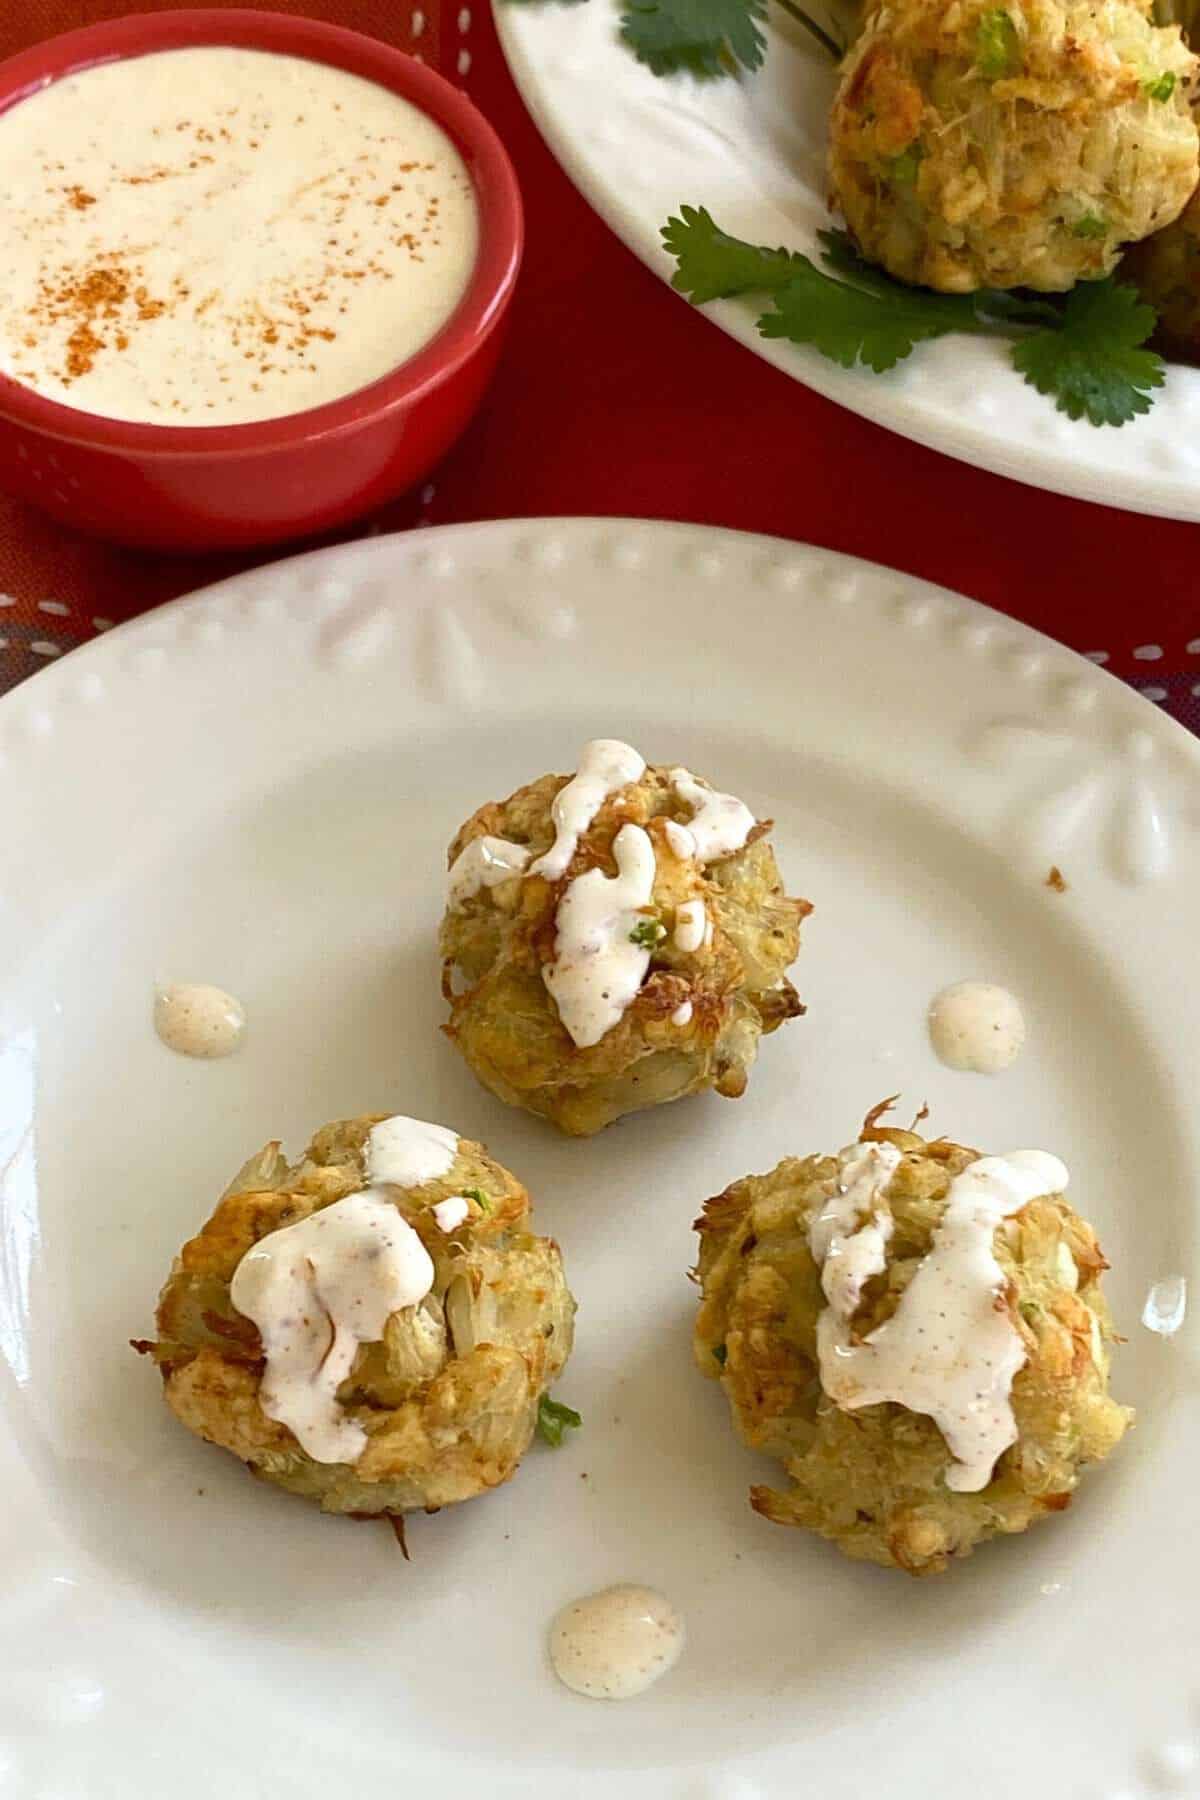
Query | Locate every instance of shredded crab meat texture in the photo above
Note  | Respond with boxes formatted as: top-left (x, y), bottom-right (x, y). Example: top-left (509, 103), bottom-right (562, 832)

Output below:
top-left (809, 1145), bottom-right (1071, 1493)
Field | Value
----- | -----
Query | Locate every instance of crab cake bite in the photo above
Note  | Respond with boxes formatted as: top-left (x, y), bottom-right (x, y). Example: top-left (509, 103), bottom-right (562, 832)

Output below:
top-left (135, 1113), bottom-right (576, 1518)
top-left (439, 739), bottom-right (809, 1136)
top-left (694, 1110), bottom-right (1131, 1575)
top-left (829, 0), bottom-right (1198, 293)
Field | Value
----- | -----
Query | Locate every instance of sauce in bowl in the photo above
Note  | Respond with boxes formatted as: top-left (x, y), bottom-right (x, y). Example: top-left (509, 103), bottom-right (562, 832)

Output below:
top-left (0, 46), bottom-right (479, 424)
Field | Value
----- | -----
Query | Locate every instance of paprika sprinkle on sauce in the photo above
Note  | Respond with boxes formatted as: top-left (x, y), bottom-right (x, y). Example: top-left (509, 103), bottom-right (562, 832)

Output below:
top-left (0, 46), bottom-right (478, 425)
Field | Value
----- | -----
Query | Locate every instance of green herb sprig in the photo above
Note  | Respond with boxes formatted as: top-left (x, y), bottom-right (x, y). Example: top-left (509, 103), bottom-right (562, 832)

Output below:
top-left (537, 1394), bottom-right (583, 1447)
top-left (662, 205), bottom-right (1164, 426)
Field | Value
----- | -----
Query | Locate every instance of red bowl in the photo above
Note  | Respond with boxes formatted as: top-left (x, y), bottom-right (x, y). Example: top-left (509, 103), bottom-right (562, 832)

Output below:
top-left (0, 10), bottom-right (522, 551)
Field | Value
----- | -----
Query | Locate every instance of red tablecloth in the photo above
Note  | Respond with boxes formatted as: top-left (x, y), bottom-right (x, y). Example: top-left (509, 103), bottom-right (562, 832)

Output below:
top-left (2, 0), bottom-right (1198, 731)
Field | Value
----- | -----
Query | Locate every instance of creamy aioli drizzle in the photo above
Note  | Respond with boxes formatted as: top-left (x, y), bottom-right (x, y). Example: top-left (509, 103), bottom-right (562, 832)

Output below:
top-left (809, 1141), bottom-right (901, 1318)
top-left (663, 820), bottom-right (695, 861)
top-left (367, 1115), bottom-right (458, 1187)
top-left (673, 899), bottom-right (707, 953)
top-left (230, 1189), bottom-right (434, 1462)
top-left (549, 1585), bottom-right (685, 1700)
top-left (432, 1195), bottom-right (470, 1233)
top-left (671, 1001), bottom-right (694, 1027)
top-left (813, 1146), bottom-right (1069, 1492)
top-left (530, 739), bottom-right (647, 883)
top-left (447, 835), bottom-right (531, 907)
top-left (543, 824), bottom-right (656, 1048)
top-left (229, 1111), bottom-right (465, 1462)
top-left (928, 982), bottom-right (1026, 1074)
top-left (153, 982), bottom-right (245, 1058)
top-left (455, 739), bottom-right (758, 1049)
top-left (669, 769), bottom-right (756, 863)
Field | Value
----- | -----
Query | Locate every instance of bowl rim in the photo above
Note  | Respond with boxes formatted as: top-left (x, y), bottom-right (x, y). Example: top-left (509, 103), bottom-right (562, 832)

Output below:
top-left (0, 8), bottom-right (523, 458)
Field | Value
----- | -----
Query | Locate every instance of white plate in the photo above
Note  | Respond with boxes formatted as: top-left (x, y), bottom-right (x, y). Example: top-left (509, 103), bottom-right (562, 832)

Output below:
top-left (495, 0), bottom-right (1200, 520)
top-left (2, 517), bottom-right (1198, 1800)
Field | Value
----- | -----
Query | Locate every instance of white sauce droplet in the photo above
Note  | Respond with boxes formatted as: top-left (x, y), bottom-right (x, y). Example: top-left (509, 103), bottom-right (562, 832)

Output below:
top-left (813, 1147), bottom-right (1069, 1492)
top-left (154, 983), bottom-right (245, 1059)
top-left (231, 1190), bottom-right (435, 1463)
top-left (447, 834), bottom-right (530, 907)
top-left (928, 982), bottom-right (1026, 1074)
top-left (671, 1000), bottom-right (694, 1027)
top-left (663, 820), bottom-right (695, 861)
top-left (543, 824), bottom-right (656, 1048)
top-left (669, 768), bottom-right (755, 863)
top-left (673, 898), bottom-right (707, 953)
top-left (432, 1195), bottom-right (470, 1233)
top-left (530, 739), bottom-right (646, 883)
top-left (367, 1115), bottom-right (458, 1188)
top-left (1143, 1276), bottom-right (1187, 1336)
top-left (549, 1584), bottom-right (684, 1700)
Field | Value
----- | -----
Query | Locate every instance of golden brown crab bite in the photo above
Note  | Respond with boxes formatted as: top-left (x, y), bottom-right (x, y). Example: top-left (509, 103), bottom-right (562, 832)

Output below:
top-left (439, 739), bottom-right (809, 1136)
top-left (693, 1108), bottom-right (1131, 1574)
top-left (134, 1113), bottom-right (576, 1519)
top-left (829, 0), bottom-right (1198, 293)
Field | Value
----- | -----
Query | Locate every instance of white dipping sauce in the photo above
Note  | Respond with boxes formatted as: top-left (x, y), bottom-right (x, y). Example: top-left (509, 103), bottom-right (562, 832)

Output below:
top-left (813, 1147), bottom-right (1069, 1492)
top-left (447, 835), bottom-right (531, 907)
top-left (367, 1115), bottom-right (458, 1187)
top-left (154, 982), bottom-right (245, 1058)
top-left (671, 1000), bottom-right (694, 1027)
top-left (929, 981), bottom-right (1026, 1073)
top-left (543, 824), bottom-right (656, 1048)
top-left (0, 47), bottom-right (478, 423)
top-left (530, 739), bottom-right (646, 883)
top-left (231, 1188), bottom-right (434, 1462)
top-left (549, 1585), bottom-right (684, 1700)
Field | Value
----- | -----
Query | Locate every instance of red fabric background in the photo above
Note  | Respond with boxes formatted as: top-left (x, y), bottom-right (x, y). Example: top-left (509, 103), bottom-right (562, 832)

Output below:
top-left (1, 0), bottom-right (1198, 720)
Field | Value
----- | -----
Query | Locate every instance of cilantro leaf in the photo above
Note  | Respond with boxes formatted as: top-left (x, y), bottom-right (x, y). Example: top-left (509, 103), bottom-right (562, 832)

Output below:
top-left (663, 206), bottom-right (806, 302)
top-left (976, 8), bottom-right (1021, 76)
top-left (621, 0), bottom-right (766, 76)
top-left (1072, 212), bottom-right (1109, 241)
top-left (661, 208), bottom-right (1166, 425)
top-left (537, 1393), bottom-right (583, 1447)
top-left (1144, 69), bottom-right (1176, 101)
top-left (629, 917), bottom-right (667, 949)
top-left (761, 259), bottom-right (982, 372)
top-left (1010, 278), bottom-right (1164, 426)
